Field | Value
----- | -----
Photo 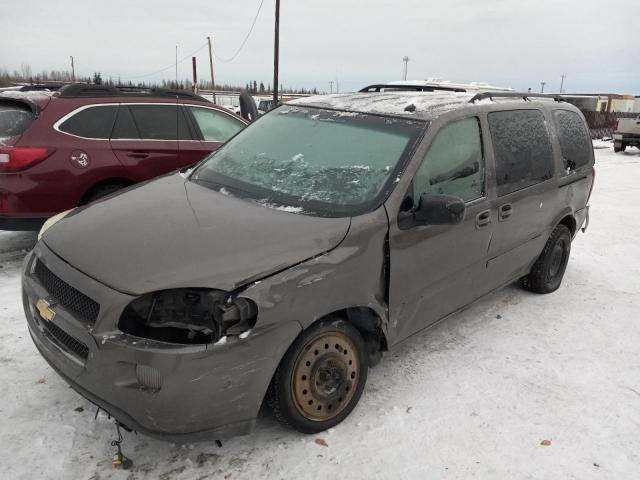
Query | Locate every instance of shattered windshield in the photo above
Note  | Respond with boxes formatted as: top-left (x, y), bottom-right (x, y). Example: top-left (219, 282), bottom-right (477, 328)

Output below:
top-left (191, 106), bottom-right (424, 216)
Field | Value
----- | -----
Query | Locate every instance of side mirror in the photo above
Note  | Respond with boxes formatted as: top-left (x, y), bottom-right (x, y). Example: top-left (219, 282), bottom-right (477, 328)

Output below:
top-left (414, 193), bottom-right (465, 225)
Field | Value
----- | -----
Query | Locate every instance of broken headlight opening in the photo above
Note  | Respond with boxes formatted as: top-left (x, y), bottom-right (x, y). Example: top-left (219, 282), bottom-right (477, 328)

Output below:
top-left (118, 289), bottom-right (257, 345)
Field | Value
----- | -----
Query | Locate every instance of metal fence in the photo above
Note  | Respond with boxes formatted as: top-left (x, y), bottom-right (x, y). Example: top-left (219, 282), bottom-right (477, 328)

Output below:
top-left (582, 111), bottom-right (637, 139)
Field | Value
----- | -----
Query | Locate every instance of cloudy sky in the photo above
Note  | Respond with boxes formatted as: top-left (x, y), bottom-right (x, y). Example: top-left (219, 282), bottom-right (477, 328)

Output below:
top-left (1, 0), bottom-right (639, 94)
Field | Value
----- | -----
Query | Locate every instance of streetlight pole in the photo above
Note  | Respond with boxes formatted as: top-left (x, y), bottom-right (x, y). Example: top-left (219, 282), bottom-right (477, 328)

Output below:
top-left (540, 81), bottom-right (546, 93)
top-left (272, 0), bottom-right (280, 106)
top-left (560, 74), bottom-right (566, 93)
top-left (329, 80), bottom-right (334, 94)
top-left (402, 56), bottom-right (409, 81)
top-left (70, 56), bottom-right (75, 83)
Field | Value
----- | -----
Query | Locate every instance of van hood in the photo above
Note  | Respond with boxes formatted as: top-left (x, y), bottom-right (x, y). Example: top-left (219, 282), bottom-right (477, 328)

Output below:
top-left (42, 174), bottom-right (350, 295)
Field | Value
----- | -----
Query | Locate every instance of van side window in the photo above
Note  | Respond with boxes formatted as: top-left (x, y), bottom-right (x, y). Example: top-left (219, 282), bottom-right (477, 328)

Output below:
top-left (412, 117), bottom-right (484, 205)
top-left (553, 110), bottom-right (592, 171)
top-left (58, 105), bottom-right (118, 139)
top-left (488, 110), bottom-right (554, 196)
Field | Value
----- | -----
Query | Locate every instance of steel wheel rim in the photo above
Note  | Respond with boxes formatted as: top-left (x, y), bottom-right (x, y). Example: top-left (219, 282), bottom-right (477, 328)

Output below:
top-left (291, 332), bottom-right (359, 421)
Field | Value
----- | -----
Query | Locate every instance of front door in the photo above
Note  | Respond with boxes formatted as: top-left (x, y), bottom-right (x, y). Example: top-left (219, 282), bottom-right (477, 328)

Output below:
top-left (387, 116), bottom-right (493, 345)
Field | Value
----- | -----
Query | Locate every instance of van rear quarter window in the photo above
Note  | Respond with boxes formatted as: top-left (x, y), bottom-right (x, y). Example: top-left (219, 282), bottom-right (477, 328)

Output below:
top-left (488, 109), bottom-right (554, 196)
top-left (553, 110), bottom-right (592, 170)
top-left (58, 105), bottom-right (118, 139)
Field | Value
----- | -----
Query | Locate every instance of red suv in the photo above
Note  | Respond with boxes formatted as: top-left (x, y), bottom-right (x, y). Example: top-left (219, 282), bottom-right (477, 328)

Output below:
top-left (0, 84), bottom-right (248, 230)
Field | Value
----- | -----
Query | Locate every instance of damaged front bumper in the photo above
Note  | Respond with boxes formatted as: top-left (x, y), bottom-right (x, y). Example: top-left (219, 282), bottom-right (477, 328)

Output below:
top-left (22, 243), bottom-right (300, 442)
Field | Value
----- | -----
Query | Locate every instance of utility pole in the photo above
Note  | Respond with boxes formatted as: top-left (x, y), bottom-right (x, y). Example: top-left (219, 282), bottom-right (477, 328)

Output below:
top-left (402, 56), bottom-right (409, 81)
top-left (336, 78), bottom-right (339, 94)
top-left (70, 56), bottom-right (75, 83)
top-left (329, 80), bottom-right (334, 94)
top-left (273, 0), bottom-right (280, 106)
top-left (207, 36), bottom-right (216, 103)
top-left (191, 57), bottom-right (198, 93)
top-left (175, 45), bottom-right (178, 88)
top-left (540, 81), bottom-right (546, 93)
top-left (560, 74), bottom-right (566, 93)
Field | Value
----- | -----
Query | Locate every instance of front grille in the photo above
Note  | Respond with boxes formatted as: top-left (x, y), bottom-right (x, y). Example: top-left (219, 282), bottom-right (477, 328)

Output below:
top-left (41, 320), bottom-right (89, 360)
top-left (33, 260), bottom-right (100, 324)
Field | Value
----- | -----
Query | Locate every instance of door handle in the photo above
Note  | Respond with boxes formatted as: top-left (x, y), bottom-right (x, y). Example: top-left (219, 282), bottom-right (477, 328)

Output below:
top-left (499, 204), bottom-right (513, 221)
top-left (126, 152), bottom-right (150, 159)
top-left (475, 210), bottom-right (491, 229)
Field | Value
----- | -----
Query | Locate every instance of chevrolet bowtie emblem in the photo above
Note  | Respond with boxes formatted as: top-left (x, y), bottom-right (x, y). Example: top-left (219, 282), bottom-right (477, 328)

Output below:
top-left (36, 299), bottom-right (56, 322)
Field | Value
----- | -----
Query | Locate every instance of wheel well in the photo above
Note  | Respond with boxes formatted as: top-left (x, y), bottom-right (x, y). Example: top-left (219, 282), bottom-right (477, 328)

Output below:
top-left (317, 307), bottom-right (388, 367)
top-left (80, 178), bottom-right (134, 205)
top-left (326, 307), bottom-right (387, 345)
top-left (558, 215), bottom-right (577, 236)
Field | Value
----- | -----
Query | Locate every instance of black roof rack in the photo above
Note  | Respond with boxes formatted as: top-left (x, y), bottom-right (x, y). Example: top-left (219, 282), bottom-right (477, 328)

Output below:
top-left (56, 84), bottom-right (207, 101)
top-left (359, 84), bottom-right (467, 93)
top-left (469, 91), bottom-right (565, 103)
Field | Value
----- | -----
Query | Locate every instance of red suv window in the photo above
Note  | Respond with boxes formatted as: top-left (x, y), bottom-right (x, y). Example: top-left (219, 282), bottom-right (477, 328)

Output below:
top-left (58, 105), bottom-right (118, 139)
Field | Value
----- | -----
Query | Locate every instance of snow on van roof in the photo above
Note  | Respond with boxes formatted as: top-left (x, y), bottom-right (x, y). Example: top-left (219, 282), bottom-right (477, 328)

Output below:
top-left (288, 91), bottom-right (475, 120)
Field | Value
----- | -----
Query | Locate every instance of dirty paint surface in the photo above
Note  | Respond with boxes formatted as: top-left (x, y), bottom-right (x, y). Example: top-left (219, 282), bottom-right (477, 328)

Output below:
top-left (0, 144), bottom-right (639, 479)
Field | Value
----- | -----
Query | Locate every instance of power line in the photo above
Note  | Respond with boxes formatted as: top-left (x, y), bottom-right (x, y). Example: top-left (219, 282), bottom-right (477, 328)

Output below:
top-left (73, 43), bottom-right (208, 81)
top-left (213, 0), bottom-right (265, 63)
top-left (125, 43), bottom-right (208, 80)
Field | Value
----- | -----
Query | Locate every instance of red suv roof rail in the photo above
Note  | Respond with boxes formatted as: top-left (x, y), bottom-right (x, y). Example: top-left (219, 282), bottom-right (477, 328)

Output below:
top-left (56, 84), bottom-right (208, 102)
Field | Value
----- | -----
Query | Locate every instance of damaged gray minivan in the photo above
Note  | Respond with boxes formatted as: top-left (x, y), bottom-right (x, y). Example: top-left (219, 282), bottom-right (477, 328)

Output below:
top-left (22, 88), bottom-right (594, 441)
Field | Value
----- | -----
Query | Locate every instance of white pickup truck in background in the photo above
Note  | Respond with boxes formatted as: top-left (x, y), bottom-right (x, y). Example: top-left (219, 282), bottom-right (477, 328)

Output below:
top-left (614, 116), bottom-right (640, 152)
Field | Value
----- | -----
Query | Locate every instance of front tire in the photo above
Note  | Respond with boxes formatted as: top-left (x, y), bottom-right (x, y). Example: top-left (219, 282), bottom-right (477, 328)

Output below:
top-left (521, 224), bottom-right (571, 294)
top-left (267, 318), bottom-right (368, 434)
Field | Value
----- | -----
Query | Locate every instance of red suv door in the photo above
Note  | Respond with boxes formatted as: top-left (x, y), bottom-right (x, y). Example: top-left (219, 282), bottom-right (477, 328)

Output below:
top-left (110, 103), bottom-right (190, 180)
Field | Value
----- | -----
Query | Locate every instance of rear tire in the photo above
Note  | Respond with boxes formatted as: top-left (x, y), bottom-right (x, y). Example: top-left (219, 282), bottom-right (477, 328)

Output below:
top-left (267, 318), bottom-right (368, 434)
top-left (521, 225), bottom-right (571, 294)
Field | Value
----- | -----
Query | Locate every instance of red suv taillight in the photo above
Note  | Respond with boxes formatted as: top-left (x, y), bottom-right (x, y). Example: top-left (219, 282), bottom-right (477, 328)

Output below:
top-left (0, 147), bottom-right (53, 172)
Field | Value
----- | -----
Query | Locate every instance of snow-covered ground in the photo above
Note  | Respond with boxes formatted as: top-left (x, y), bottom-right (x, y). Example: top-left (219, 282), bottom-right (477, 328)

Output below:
top-left (1, 144), bottom-right (639, 479)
